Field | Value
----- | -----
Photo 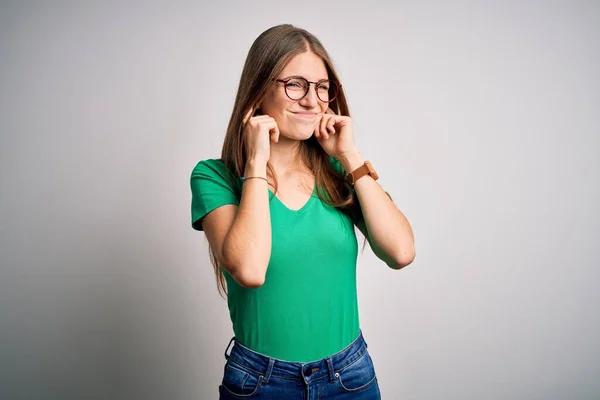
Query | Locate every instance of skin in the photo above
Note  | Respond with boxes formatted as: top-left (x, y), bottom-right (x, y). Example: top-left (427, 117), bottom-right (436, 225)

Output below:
top-left (204, 51), bottom-right (415, 289)
top-left (259, 51), bottom-right (329, 144)
top-left (254, 51), bottom-right (364, 173)
top-left (247, 50), bottom-right (416, 269)
top-left (242, 51), bottom-right (333, 208)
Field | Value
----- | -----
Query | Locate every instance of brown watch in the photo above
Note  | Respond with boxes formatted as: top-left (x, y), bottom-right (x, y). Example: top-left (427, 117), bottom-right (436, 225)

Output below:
top-left (345, 161), bottom-right (379, 186)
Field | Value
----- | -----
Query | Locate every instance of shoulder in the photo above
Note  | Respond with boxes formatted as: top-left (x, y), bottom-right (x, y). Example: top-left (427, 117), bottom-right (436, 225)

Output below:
top-left (190, 158), bottom-right (242, 196)
top-left (191, 158), bottom-right (227, 178)
top-left (190, 158), bottom-right (240, 231)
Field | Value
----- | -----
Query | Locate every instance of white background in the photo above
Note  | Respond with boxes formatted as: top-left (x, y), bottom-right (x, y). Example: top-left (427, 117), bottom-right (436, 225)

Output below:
top-left (1, 1), bottom-right (599, 399)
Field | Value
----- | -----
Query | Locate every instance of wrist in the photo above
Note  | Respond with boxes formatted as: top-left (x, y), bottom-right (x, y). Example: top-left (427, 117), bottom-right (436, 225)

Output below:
top-left (338, 151), bottom-right (364, 173)
top-left (244, 159), bottom-right (267, 178)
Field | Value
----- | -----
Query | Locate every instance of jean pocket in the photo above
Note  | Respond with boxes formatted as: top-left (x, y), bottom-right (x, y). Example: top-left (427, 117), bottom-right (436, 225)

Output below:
top-left (334, 348), bottom-right (378, 393)
top-left (220, 360), bottom-right (264, 398)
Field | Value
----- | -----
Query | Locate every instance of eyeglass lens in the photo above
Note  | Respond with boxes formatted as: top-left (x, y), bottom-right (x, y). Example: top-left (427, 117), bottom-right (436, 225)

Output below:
top-left (284, 78), bottom-right (337, 102)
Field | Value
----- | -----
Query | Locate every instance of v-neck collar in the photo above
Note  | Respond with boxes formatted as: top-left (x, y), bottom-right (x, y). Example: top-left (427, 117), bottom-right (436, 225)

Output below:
top-left (268, 186), bottom-right (317, 214)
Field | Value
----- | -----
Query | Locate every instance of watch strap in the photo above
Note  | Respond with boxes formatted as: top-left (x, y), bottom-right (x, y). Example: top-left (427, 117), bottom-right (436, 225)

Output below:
top-left (345, 161), bottom-right (378, 186)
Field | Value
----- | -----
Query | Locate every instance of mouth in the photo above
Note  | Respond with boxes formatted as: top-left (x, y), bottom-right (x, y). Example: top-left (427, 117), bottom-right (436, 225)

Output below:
top-left (290, 111), bottom-right (319, 119)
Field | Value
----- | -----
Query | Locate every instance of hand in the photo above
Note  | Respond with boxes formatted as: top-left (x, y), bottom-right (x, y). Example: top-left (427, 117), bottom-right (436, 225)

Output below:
top-left (243, 107), bottom-right (280, 164)
top-left (314, 108), bottom-right (358, 160)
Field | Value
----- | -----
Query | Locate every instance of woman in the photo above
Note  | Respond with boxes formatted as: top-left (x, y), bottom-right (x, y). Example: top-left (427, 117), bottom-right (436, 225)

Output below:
top-left (190, 24), bottom-right (415, 399)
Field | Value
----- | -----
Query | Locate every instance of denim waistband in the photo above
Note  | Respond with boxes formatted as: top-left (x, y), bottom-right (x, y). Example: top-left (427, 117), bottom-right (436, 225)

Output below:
top-left (223, 330), bottom-right (369, 384)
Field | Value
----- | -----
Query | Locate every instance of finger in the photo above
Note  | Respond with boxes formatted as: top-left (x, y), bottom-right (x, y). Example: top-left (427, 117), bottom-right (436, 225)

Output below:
top-left (268, 122), bottom-right (280, 143)
top-left (257, 119), bottom-right (276, 132)
top-left (243, 107), bottom-right (255, 125)
top-left (327, 118), bottom-right (335, 134)
top-left (314, 115), bottom-right (321, 137)
top-left (250, 116), bottom-right (274, 128)
top-left (270, 126), bottom-right (279, 143)
top-left (252, 115), bottom-right (273, 123)
top-left (321, 115), bottom-right (329, 139)
top-left (261, 120), bottom-right (279, 143)
top-left (253, 114), bottom-right (273, 120)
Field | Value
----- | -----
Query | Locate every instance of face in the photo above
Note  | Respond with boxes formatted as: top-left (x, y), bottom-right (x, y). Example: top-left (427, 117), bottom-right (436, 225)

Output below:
top-left (259, 51), bottom-right (329, 141)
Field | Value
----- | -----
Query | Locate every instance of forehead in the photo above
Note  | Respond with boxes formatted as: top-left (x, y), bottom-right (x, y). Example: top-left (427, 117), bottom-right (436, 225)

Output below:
top-left (280, 51), bottom-right (328, 80)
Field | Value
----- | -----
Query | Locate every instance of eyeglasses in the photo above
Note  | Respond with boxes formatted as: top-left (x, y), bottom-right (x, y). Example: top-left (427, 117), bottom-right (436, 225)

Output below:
top-left (273, 76), bottom-right (341, 103)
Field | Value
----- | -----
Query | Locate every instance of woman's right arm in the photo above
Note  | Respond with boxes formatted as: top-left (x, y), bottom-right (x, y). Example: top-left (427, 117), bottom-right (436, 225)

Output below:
top-left (201, 159), bottom-right (271, 288)
top-left (201, 111), bottom-right (279, 288)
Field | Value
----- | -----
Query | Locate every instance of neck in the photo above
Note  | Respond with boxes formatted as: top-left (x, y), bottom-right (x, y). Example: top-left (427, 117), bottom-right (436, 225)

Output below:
top-left (268, 135), bottom-right (309, 176)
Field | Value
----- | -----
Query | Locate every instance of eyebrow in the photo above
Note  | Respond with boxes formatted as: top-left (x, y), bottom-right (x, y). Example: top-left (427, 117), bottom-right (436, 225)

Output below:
top-left (280, 75), bottom-right (330, 81)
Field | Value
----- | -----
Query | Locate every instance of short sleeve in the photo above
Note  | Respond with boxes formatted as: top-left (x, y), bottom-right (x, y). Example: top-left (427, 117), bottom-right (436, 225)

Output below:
top-left (190, 159), bottom-right (240, 231)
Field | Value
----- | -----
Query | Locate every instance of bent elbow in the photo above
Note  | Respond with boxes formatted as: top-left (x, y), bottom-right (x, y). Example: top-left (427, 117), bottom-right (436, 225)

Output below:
top-left (389, 248), bottom-right (416, 270)
top-left (220, 251), bottom-right (267, 288)
top-left (230, 266), bottom-right (266, 288)
top-left (239, 275), bottom-right (265, 288)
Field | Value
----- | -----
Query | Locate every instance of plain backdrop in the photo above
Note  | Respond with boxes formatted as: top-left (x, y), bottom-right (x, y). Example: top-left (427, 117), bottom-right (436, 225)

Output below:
top-left (1, 1), bottom-right (599, 399)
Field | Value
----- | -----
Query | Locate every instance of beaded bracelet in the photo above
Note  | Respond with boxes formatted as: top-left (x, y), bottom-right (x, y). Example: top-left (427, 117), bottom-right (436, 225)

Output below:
top-left (240, 176), bottom-right (268, 183)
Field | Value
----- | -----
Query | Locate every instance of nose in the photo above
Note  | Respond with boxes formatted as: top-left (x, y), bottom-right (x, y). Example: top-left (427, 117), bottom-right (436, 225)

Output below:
top-left (298, 84), bottom-right (319, 108)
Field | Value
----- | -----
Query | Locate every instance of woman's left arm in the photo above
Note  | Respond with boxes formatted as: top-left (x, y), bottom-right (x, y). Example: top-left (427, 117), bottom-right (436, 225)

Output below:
top-left (315, 111), bottom-right (415, 270)
top-left (339, 151), bottom-right (415, 270)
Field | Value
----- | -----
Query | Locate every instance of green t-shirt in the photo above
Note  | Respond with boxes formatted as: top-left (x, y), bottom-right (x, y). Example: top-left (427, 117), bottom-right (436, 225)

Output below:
top-left (190, 157), bottom-right (360, 362)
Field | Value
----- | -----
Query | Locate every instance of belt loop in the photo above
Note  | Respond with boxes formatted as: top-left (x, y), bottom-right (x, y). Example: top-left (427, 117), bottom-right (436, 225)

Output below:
top-left (326, 357), bottom-right (336, 382)
top-left (224, 336), bottom-right (235, 360)
top-left (262, 358), bottom-right (275, 384)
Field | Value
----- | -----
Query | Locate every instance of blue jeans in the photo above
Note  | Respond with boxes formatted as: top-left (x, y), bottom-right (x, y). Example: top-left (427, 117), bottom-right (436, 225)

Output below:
top-left (219, 329), bottom-right (381, 399)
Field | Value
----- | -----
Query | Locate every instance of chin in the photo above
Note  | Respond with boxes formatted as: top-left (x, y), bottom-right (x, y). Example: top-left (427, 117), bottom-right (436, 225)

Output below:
top-left (280, 125), bottom-right (317, 141)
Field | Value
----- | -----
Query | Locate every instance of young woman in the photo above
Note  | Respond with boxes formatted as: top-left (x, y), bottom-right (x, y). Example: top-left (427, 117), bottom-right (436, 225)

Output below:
top-left (190, 24), bottom-right (415, 399)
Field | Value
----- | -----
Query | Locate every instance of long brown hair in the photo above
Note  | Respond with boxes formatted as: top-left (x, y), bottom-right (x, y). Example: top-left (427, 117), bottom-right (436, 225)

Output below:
top-left (211, 24), bottom-right (363, 298)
